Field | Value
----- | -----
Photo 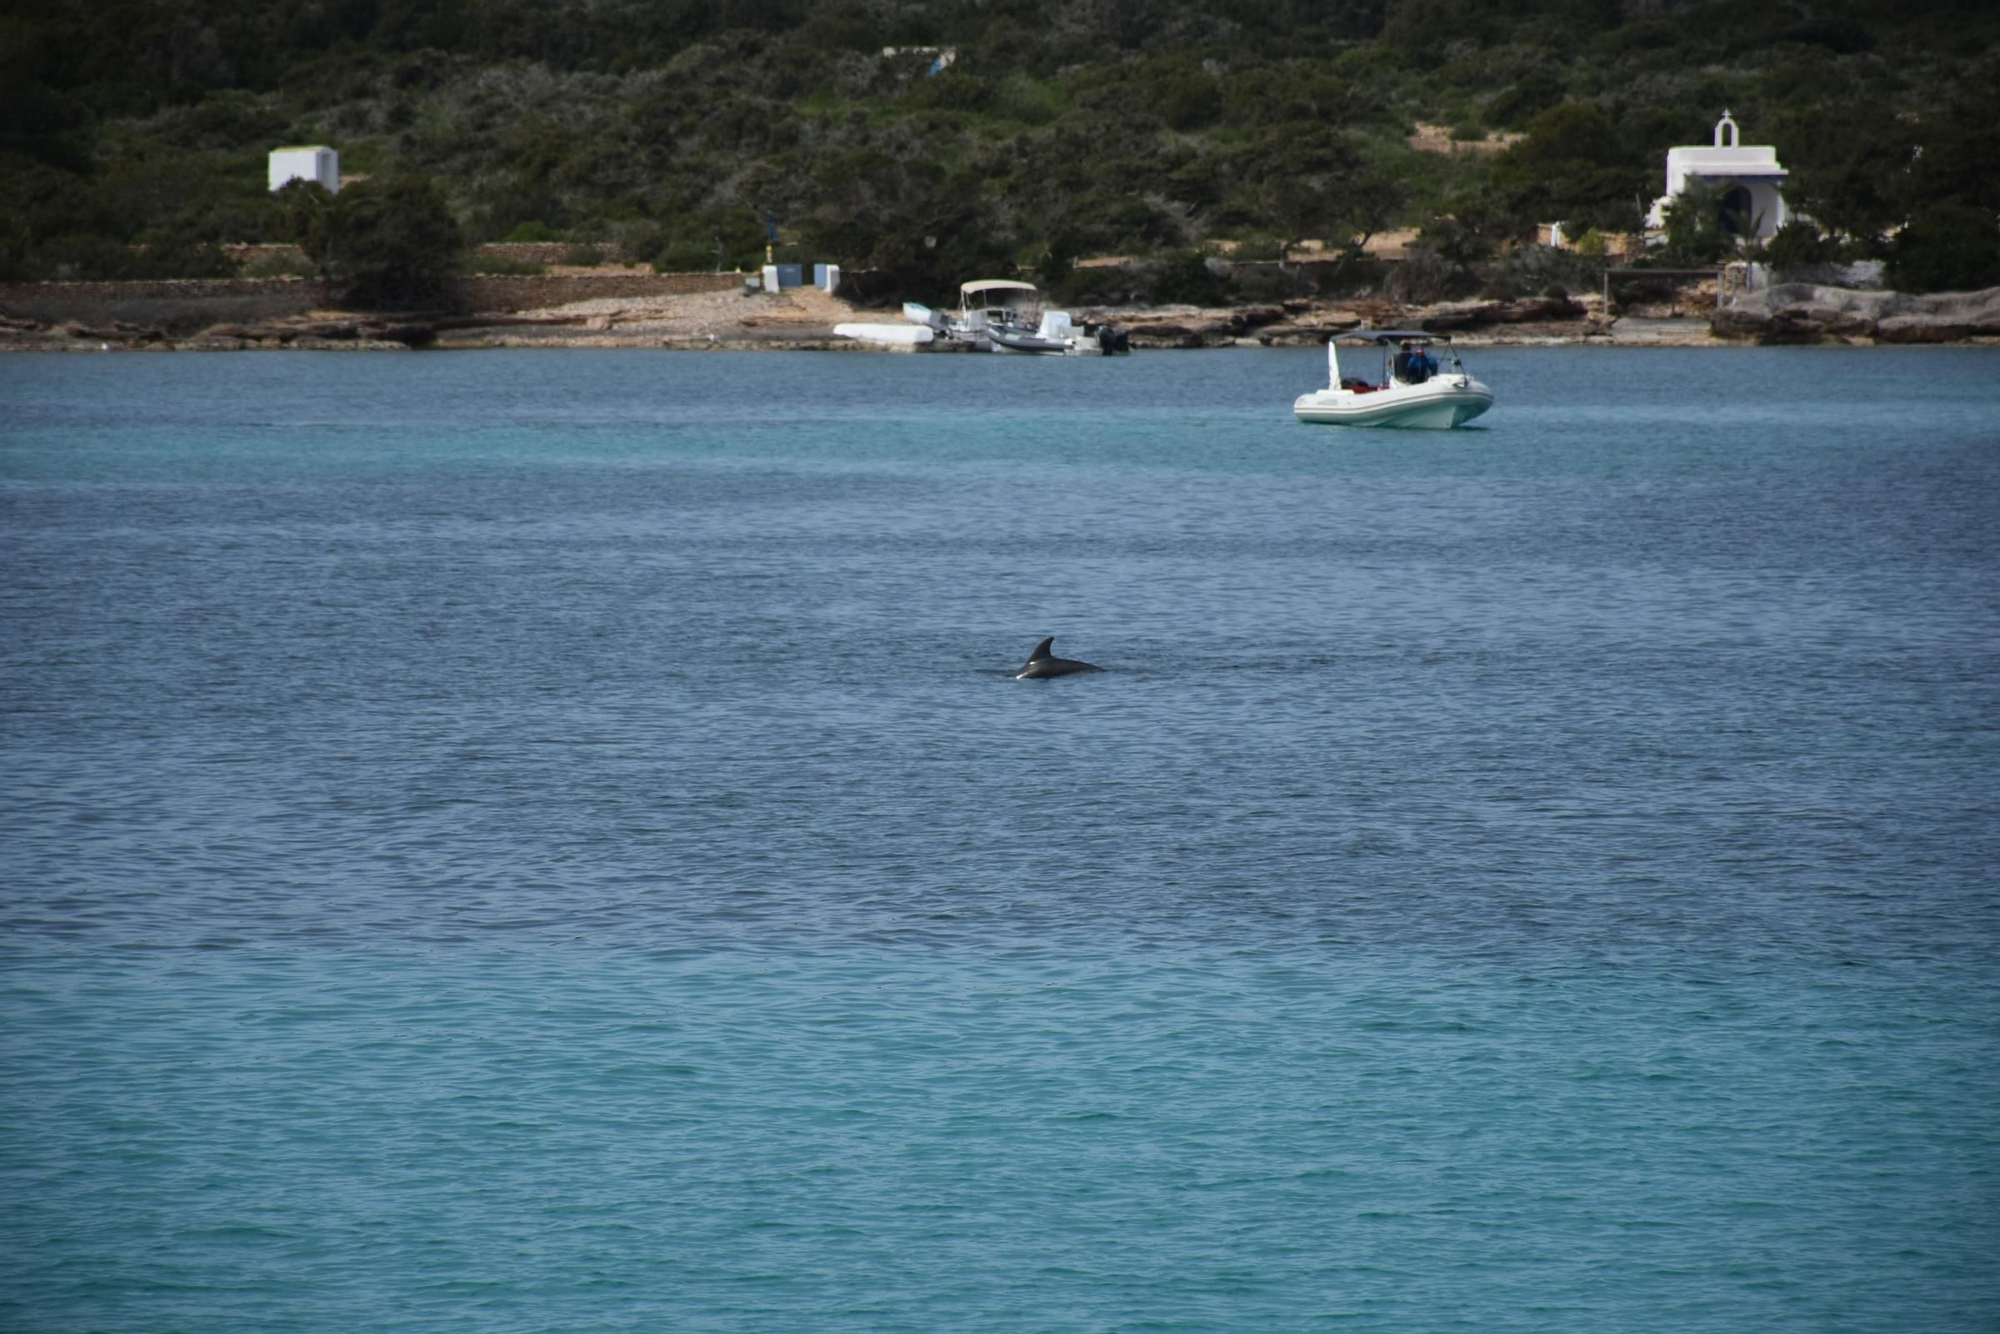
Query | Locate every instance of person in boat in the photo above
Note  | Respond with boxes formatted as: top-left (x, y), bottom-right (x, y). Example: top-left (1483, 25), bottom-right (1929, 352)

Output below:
top-left (1395, 341), bottom-right (1437, 384)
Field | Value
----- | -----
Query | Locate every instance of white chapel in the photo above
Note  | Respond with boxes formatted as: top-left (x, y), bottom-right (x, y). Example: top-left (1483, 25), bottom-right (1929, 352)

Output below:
top-left (1644, 111), bottom-right (1788, 244)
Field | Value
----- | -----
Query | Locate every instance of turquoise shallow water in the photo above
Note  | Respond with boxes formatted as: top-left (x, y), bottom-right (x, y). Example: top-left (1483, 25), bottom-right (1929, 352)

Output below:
top-left (3, 346), bottom-right (1998, 1332)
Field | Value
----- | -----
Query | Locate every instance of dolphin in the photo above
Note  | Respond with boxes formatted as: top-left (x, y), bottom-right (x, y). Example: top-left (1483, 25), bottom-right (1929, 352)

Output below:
top-left (1015, 636), bottom-right (1102, 680)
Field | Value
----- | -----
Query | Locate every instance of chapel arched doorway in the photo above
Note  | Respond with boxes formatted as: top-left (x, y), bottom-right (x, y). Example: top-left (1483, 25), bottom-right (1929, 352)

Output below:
top-left (1718, 184), bottom-right (1754, 238)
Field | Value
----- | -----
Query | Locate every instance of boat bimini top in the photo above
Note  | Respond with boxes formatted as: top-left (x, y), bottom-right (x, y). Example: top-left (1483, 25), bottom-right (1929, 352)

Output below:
top-left (956, 278), bottom-right (1040, 320)
top-left (1343, 329), bottom-right (1453, 345)
top-left (959, 279), bottom-right (1039, 299)
top-left (959, 279), bottom-right (1040, 318)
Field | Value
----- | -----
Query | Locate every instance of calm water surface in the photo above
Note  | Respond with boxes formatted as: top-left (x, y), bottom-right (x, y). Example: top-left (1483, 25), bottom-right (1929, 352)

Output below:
top-left (3, 346), bottom-right (1997, 1332)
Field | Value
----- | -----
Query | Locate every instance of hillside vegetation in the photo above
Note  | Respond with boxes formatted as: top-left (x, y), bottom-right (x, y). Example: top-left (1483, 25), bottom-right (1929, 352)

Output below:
top-left (4, 0), bottom-right (1997, 303)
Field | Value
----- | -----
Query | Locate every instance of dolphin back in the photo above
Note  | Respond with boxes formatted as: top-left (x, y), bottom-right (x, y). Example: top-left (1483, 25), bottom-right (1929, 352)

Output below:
top-left (1016, 635), bottom-right (1102, 679)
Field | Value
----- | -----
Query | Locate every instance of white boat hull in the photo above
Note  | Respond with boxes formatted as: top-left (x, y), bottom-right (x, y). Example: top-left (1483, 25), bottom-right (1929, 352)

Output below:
top-left (986, 331), bottom-right (1106, 356)
top-left (1294, 376), bottom-right (1494, 428)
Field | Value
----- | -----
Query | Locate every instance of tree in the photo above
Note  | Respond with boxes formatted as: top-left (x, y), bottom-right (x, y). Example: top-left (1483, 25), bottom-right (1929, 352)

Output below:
top-left (1777, 113), bottom-right (1910, 255)
top-left (1417, 191), bottom-right (1508, 268)
top-left (274, 179), bottom-right (343, 285)
top-left (280, 176), bottom-right (466, 306)
top-left (1656, 179), bottom-right (1734, 266)
top-left (341, 177), bottom-right (466, 305)
top-left (1268, 166), bottom-right (1404, 272)
top-left (1887, 204), bottom-right (2000, 295)
top-left (792, 141), bottom-right (1019, 302)
top-left (1488, 103), bottom-right (1645, 236)
top-left (1257, 126), bottom-right (1406, 271)
top-left (1148, 249), bottom-right (1230, 305)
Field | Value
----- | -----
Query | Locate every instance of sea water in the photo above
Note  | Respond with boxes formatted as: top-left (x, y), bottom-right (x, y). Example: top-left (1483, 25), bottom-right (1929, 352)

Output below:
top-left (2, 345), bottom-right (1996, 1333)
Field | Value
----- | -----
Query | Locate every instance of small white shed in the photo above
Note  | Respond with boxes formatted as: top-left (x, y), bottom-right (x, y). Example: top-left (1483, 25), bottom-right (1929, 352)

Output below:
top-left (268, 146), bottom-right (339, 194)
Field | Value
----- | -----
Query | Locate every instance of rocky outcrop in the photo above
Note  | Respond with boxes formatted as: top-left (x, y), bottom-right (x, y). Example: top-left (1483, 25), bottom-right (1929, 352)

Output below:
top-left (1874, 288), bottom-right (2000, 343)
top-left (1091, 303), bottom-right (1300, 348)
top-left (1410, 295), bottom-right (1587, 329)
top-left (1095, 294), bottom-right (1596, 347)
top-left (1709, 283), bottom-right (2000, 344)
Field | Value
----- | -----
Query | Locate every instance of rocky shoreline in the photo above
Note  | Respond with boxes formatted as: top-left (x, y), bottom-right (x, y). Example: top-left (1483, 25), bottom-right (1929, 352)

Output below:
top-left (1709, 283), bottom-right (2000, 345)
top-left (4, 279), bottom-right (1997, 353)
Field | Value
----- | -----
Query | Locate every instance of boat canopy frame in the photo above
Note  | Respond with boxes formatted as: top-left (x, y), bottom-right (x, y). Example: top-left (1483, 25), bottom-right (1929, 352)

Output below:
top-left (1339, 329), bottom-right (1456, 345)
top-left (960, 279), bottom-right (1039, 300)
top-left (958, 279), bottom-right (1044, 334)
top-left (1325, 329), bottom-right (1472, 392)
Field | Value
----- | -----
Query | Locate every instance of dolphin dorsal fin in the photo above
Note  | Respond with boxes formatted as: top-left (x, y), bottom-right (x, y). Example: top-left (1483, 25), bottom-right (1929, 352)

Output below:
top-left (1028, 636), bottom-right (1055, 661)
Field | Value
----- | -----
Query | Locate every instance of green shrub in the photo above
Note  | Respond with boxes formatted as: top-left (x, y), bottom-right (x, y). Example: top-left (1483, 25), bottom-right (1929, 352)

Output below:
top-left (240, 249), bottom-right (316, 278)
top-left (38, 235), bottom-right (147, 280)
top-left (1387, 248), bottom-right (1471, 304)
top-left (1226, 236), bottom-right (1287, 263)
top-left (464, 253), bottom-right (546, 275)
top-left (1479, 244), bottom-right (1601, 301)
top-left (1761, 220), bottom-right (1837, 274)
top-left (32, 233), bottom-right (236, 280)
top-left (1143, 250), bottom-right (1232, 306)
top-left (654, 241), bottom-right (723, 272)
top-left (992, 77), bottom-right (1064, 127)
top-left (1232, 264), bottom-right (1295, 303)
top-left (131, 234), bottom-right (237, 278)
top-left (1052, 264), bottom-right (1134, 307)
top-left (619, 223), bottom-right (670, 267)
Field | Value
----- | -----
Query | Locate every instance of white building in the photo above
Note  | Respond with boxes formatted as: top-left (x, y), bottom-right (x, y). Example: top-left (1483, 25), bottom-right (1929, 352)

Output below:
top-left (268, 146), bottom-right (339, 194)
top-left (1644, 112), bottom-right (1787, 243)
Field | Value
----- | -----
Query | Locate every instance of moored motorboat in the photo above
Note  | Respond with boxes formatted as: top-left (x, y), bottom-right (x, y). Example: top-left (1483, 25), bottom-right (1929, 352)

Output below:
top-left (960, 282), bottom-right (1127, 355)
top-left (988, 308), bottom-right (1130, 356)
top-left (889, 280), bottom-right (1128, 355)
top-left (1293, 331), bottom-right (1493, 428)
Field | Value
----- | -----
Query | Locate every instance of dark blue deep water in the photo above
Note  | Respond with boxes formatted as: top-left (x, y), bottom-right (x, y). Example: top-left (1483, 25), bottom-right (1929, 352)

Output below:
top-left (3, 346), bottom-right (1997, 1332)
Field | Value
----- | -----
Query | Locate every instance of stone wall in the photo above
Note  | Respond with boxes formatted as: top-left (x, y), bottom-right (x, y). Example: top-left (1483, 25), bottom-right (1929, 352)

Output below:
top-left (222, 243), bottom-right (309, 266)
top-left (0, 278), bottom-right (323, 333)
top-left (472, 242), bottom-right (634, 264)
top-left (0, 272), bottom-right (742, 330)
top-left (221, 242), bottom-right (645, 267)
top-left (455, 271), bottom-right (739, 311)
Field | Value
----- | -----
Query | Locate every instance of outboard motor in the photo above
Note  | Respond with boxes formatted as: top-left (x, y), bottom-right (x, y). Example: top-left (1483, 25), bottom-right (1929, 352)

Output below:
top-left (1096, 324), bottom-right (1130, 354)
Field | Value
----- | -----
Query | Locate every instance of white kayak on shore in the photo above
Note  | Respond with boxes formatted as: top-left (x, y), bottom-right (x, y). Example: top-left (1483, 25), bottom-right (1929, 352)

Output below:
top-left (834, 322), bottom-right (936, 349)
